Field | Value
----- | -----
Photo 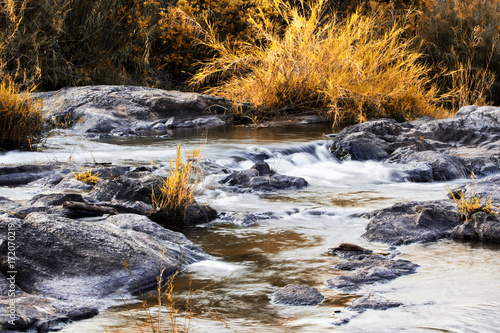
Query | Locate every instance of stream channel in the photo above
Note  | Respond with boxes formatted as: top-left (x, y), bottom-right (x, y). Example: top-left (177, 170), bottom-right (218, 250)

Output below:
top-left (2, 124), bottom-right (500, 332)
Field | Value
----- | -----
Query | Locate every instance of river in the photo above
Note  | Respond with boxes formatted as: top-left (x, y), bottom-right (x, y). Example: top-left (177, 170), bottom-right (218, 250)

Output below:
top-left (2, 124), bottom-right (499, 332)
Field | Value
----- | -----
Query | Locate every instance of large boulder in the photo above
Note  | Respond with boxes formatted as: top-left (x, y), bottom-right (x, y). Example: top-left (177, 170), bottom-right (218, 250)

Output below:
top-left (328, 107), bottom-right (500, 181)
top-left (362, 200), bottom-right (462, 245)
top-left (362, 174), bottom-right (500, 244)
top-left (34, 85), bottom-right (232, 136)
top-left (0, 212), bottom-right (208, 331)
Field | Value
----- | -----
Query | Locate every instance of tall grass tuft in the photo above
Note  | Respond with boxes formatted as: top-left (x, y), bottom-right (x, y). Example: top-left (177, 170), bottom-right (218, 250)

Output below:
top-left (151, 145), bottom-right (201, 227)
top-left (0, 79), bottom-right (43, 151)
top-left (191, 0), bottom-right (450, 127)
top-left (447, 174), bottom-right (498, 221)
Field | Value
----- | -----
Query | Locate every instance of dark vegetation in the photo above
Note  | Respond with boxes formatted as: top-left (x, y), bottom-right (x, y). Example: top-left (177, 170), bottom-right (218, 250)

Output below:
top-left (1, 0), bottom-right (499, 149)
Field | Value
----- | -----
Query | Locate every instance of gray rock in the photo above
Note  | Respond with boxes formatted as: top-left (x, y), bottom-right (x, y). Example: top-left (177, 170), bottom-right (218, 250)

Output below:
top-left (328, 107), bottom-right (500, 182)
top-left (0, 212), bottom-right (208, 331)
top-left (0, 164), bottom-right (60, 186)
top-left (328, 243), bottom-right (373, 259)
top-left (325, 252), bottom-right (418, 292)
top-left (452, 213), bottom-right (500, 242)
top-left (34, 85), bottom-right (232, 135)
top-left (86, 171), bottom-right (157, 203)
top-left (273, 284), bottom-right (324, 306)
top-left (220, 162), bottom-right (308, 192)
top-left (348, 295), bottom-right (402, 312)
top-left (362, 200), bottom-right (462, 245)
top-left (362, 174), bottom-right (500, 244)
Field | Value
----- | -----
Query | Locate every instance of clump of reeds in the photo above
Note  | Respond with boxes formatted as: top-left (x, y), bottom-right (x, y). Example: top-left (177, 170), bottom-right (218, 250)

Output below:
top-left (116, 250), bottom-right (229, 333)
top-left (191, 0), bottom-right (451, 127)
top-left (447, 174), bottom-right (499, 221)
top-left (151, 145), bottom-right (201, 227)
top-left (0, 78), bottom-right (43, 151)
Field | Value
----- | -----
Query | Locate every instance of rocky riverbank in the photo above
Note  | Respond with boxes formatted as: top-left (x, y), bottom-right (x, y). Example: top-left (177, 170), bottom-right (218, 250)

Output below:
top-left (327, 105), bottom-right (500, 245)
top-left (1, 86), bottom-right (500, 330)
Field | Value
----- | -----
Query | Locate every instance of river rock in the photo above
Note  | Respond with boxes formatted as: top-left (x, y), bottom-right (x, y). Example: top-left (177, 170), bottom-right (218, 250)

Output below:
top-left (220, 162), bottom-right (308, 192)
top-left (328, 243), bottom-right (373, 258)
top-left (328, 106), bottom-right (500, 181)
top-left (0, 212), bottom-right (208, 331)
top-left (34, 85), bottom-right (232, 136)
top-left (326, 249), bottom-right (418, 292)
top-left (348, 295), bottom-right (402, 312)
top-left (272, 284), bottom-right (324, 306)
top-left (362, 200), bottom-right (462, 245)
top-left (86, 171), bottom-right (157, 203)
top-left (452, 212), bottom-right (500, 242)
top-left (0, 164), bottom-right (61, 186)
top-left (362, 174), bottom-right (500, 244)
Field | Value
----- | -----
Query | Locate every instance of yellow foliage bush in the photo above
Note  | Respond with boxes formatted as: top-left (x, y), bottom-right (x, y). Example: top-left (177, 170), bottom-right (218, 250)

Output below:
top-left (72, 168), bottom-right (102, 185)
top-left (191, 0), bottom-right (451, 127)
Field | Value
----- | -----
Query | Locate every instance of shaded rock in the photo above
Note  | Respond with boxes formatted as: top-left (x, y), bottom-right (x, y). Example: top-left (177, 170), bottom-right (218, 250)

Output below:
top-left (0, 164), bottom-right (60, 186)
top-left (53, 175), bottom-right (95, 191)
top-left (326, 258), bottom-right (418, 292)
top-left (86, 171), bottom-right (157, 203)
top-left (220, 162), bottom-right (308, 192)
top-left (218, 212), bottom-right (277, 227)
top-left (147, 202), bottom-right (218, 230)
top-left (328, 243), bottom-right (373, 259)
top-left (362, 200), bottom-right (462, 245)
top-left (326, 246), bottom-right (419, 292)
top-left (452, 212), bottom-right (500, 242)
top-left (35, 85), bottom-right (232, 136)
top-left (328, 107), bottom-right (500, 182)
top-left (0, 212), bottom-right (208, 331)
top-left (330, 131), bottom-right (390, 161)
top-left (0, 290), bottom-right (99, 332)
top-left (0, 197), bottom-right (21, 214)
top-left (348, 296), bottom-right (402, 312)
top-left (273, 284), bottom-right (324, 306)
top-left (389, 150), bottom-right (466, 182)
top-left (28, 193), bottom-right (85, 207)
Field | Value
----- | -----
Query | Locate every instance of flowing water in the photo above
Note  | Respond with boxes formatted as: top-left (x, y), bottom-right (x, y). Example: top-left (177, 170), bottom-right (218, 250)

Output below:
top-left (2, 124), bottom-right (499, 332)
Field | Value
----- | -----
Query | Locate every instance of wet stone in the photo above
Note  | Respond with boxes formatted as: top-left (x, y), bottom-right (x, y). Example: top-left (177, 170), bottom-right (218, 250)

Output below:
top-left (273, 284), bottom-right (325, 306)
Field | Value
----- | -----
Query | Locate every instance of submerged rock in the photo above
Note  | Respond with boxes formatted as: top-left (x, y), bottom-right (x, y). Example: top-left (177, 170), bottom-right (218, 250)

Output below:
top-left (34, 85), bottom-right (232, 136)
top-left (348, 295), bottom-right (402, 312)
top-left (328, 106), bottom-right (500, 181)
top-left (326, 244), bottom-right (419, 292)
top-left (220, 161), bottom-right (308, 192)
top-left (272, 284), bottom-right (324, 306)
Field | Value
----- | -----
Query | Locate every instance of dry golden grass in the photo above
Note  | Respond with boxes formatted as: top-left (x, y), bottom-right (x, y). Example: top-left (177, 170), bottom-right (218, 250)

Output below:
top-left (116, 250), bottom-right (229, 333)
top-left (71, 167), bottom-right (102, 185)
top-left (447, 174), bottom-right (498, 221)
top-left (152, 145), bottom-right (201, 214)
top-left (0, 78), bottom-right (43, 150)
top-left (191, 0), bottom-right (452, 127)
